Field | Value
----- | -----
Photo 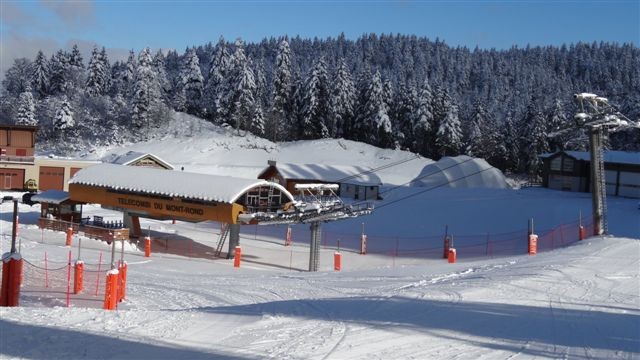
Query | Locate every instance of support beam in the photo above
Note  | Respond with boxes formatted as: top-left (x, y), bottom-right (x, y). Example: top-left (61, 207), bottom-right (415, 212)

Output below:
top-left (309, 222), bottom-right (321, 272)
top-left (122, 213), bottom-right (142, 238)
top-left (589, 128), bottom-right (605, 235)
top-left (227, 224), bottom-right (240, 259)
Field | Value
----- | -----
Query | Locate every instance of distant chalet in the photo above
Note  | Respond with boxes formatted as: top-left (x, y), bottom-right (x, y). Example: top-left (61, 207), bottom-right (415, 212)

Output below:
top-left (258, 160), bottom-right (382, 200)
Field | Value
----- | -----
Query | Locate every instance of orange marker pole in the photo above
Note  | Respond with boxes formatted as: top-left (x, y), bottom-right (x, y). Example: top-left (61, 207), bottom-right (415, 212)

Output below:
top-left (103, 269), bottom-right (119, 310)
top-left (234, 246), bottom-right (241, 268)
top-left (144, 236), bottom-right (151, 257)
top-left (74, 261), bottom-right (84, 294)
top-left (528, 234), bottom-right (538, 255)
top-left (447, 248), bottom-right (457, 263)
top-left (334, 252), bottom-right (342, 271)
top-left (66, 227), bottom-right (73, 246)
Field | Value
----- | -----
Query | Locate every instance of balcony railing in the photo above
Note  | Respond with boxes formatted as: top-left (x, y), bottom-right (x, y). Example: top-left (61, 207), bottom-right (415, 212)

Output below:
top-left (0, 155), bottom-right (35, 164)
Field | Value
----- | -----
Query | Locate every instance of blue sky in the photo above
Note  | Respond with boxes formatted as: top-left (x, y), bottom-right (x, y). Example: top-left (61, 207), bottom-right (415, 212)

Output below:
top-left (1, 0), bottom-right (638, 75)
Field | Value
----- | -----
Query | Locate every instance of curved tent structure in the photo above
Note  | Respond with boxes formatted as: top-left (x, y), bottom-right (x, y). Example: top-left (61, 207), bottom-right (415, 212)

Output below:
top-left (410, 156), bottom-right (509, 189)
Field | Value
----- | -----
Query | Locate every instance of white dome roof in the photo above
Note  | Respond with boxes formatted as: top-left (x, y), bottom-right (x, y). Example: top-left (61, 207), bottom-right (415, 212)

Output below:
top-left (410, 155), bottom-right (509, 189)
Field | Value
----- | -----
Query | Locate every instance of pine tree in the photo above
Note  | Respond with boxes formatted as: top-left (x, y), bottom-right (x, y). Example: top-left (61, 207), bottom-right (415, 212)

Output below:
top-left (412, 78), bottom-right (434, 155)
top-left (180, 48), bottom-right (204, 115)
top-left (497, 112), bottom-right (521, 172)
top-left (16, 90), bottom-right (37, 126)
top-left (86, 46), bottom-right (107, 96)
top-left (121, 50), bottom-right (136, 97)
top-left (68, 44), bottom-right (85, 89)
top-left (132, 48), bottom-right (160, 130)
top-left (225, 39), bottom-right (256, 133)
top-left (300, 58), bottom-right (330, 139)
top-left (153, 49), bottom-right (171, 103)
top-left (203, 37), bottom-right (231, 122)
top-left (522, 96), bottom-right (550, 178)
top-left (251, 104), bottom-right (266, 136)
top-left (49, 50), bottom-right (70, 95)
top-left (270, 37), bottom-right (294, 141)
top-left (54, 98), bottom-right (74, 130)
top-left (358, 70), bottom-right (393, 147)
top-left (547, 99), bottom-right (568, 151)
top-left (31, 51), bottom-right (50, 98)
top-left (436, 104), bottom-right (463, 157)
top-left (331, 59), bottom-right (356, 138)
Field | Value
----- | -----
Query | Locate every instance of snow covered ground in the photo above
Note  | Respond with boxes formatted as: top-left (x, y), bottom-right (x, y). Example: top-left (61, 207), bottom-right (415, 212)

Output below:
top-left (2, 113), bottom-right (639, 359)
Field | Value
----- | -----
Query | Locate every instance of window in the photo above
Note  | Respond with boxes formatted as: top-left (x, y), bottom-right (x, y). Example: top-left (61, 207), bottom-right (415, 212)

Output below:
top-left (550, 157), bottom-right (561, 171)
top-left (562, 158), bottom-right (574, 172)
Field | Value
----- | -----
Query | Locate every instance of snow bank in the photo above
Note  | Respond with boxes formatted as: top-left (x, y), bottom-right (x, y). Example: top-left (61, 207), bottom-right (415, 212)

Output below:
top-left (410, 155), bottom-right (509, 189)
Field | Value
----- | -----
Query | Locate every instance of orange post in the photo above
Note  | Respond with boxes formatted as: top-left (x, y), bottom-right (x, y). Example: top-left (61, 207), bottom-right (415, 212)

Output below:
top-left (234, 246), bottom-right (241, 268)
top-left (74, 261), bottom-right (84, 294)
top-left (103, 270), bottom-right (119, 310)
top-left (65, 227), bottom-right (73, 246)
top-left (447, 248), bottom-right (457, 263)
top-left (528, 234), bottom-right (538, 255)
top-left (334, 252), bottom-right (342, 271)
top-left (360, 234), bottom-right (367, 255)
top-left (579, 226), bottom-right (587, 240)
top-left (144, 236), bottom-right (151, 257)
top-left (118, 262), bottom-right (127, 302)
top-left (1, 255), bottom-right (24, 307)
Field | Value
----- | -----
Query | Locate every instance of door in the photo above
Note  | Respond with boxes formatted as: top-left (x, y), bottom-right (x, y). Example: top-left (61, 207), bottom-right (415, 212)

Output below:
top-left (0, 168), bottom-right (25, 190)
top-left (39, 166), bottom-right (65, 191)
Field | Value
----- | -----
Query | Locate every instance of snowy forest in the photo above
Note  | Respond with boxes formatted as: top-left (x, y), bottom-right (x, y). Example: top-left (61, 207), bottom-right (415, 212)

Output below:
top-left (1, 34), bottom-right (639, 175)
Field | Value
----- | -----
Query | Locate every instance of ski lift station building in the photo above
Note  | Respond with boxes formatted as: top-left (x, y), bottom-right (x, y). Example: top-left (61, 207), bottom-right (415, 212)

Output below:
top-left (257, 160), bottom-right (382, 200)
top-left (540, 150), bottom-right (640, 198)
top-left (67, 163), bottom-right (294, 236)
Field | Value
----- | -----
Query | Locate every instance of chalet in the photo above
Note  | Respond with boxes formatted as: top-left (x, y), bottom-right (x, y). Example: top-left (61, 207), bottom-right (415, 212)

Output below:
top-left (539, 150), bottom-right (640, 198)
top-left (257, 160), bottom-right (382, 200)
top-left (110, 151), bottom-right (174, 170)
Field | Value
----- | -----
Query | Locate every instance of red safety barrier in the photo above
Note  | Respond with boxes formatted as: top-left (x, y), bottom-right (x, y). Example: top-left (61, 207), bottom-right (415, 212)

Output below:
top-left (1, 254), bottom-right (23, 307)
top-left (528, 234), bottom-right (538, 255)
top-left (144, 236), bottom-right (151, 257)
top-left (103, 269), bottom-right (119, 310)
top-left (65, 227), bottom-right (73, 246)
top-left (74, 261), bottom-right (84, 294)
top-left (118, 262), bottom-right (127, 302)
top-left (447, 248), bottom-right (457, 263)
top-left (234, 246), bottom-right (242, 268)
top-left (334, 252), bottom-right (342, 271)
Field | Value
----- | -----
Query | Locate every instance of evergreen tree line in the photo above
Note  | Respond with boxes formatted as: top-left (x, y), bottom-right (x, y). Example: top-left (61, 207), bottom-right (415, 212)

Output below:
top-left (1, 34), bottom-right (638, 174)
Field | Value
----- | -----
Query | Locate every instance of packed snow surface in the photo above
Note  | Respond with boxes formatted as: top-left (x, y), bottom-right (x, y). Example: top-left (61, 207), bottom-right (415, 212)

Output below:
top-left (1, 112), bottom-right (638, 359)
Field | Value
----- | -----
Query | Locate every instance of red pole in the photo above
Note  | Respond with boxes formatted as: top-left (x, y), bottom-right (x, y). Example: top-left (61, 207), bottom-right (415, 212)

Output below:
top-left (65, 227), bottom-right (73, 246)
top-left (66, 251), bottom-right (72, 307)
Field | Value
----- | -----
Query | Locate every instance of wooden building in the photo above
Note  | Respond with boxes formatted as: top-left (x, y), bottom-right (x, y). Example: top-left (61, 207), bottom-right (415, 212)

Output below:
top-left (257, 160), bottom-right (382, 200)
top-left (0, 124), bottom-right (37, 190)
top-left (110, 151), bottom-right (174, 170)
top-left (540, 150), bottom-right (640, 198)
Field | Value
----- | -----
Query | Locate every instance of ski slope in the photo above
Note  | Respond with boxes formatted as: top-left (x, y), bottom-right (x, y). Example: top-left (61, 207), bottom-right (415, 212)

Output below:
top-left (2, 113), bottom-right (639, 359)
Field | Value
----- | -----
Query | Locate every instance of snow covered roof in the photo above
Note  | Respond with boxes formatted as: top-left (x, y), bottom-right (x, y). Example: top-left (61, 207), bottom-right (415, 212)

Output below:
top-left (259, 162), bottom-right (382, 186)
top-left (540, 151), bottom-right (640, 166)
top-left (31, 190), bottom-right (70, 204)
top-left (70, 164), bottom-right (294, 204)
top-left (110, 151), bottom-right (174, 170)
top-left (410, 156), bottom-right (509, 189)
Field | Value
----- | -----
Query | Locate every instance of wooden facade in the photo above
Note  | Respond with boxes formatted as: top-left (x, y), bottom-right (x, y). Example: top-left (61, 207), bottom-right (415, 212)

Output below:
top-left (541, 151), bottom-right (640, 198)
top-left (69, 183), bottom-right (246, 224)
top-left (0, 125), bottom-right (37, 160)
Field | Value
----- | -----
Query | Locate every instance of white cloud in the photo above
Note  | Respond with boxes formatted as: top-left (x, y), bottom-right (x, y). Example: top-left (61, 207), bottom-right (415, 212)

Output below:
top-left (39, 0), bottom-right (96, 29)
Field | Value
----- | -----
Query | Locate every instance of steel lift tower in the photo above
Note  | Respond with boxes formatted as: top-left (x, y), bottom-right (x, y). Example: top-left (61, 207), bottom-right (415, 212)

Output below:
top-left (572, 93), bottom-right (638, 235)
